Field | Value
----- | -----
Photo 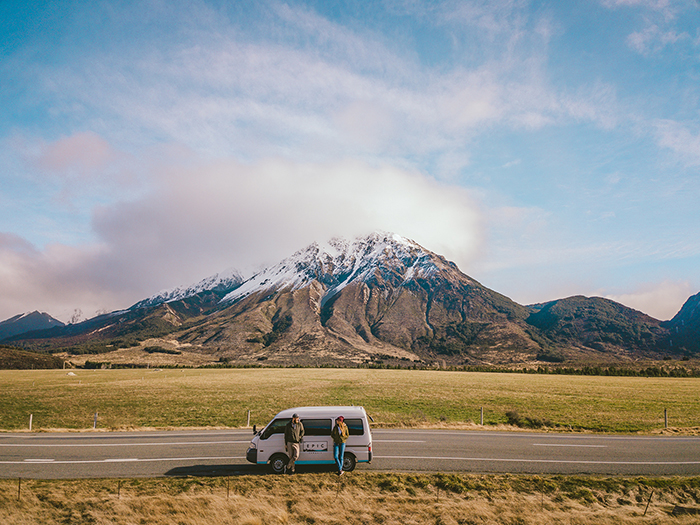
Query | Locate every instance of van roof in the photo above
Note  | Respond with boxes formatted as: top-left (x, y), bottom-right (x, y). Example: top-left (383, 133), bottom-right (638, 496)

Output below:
top-left (274, 406), bottom-right (367, 419)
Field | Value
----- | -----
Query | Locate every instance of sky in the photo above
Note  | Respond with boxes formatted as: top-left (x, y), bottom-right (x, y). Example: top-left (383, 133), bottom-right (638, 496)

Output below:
top-left (1, 0), bottom-right (699, 323)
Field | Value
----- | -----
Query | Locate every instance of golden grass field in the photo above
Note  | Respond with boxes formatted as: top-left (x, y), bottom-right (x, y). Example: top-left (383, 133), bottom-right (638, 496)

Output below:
top-left (1, 368), bottom-right (699, 433)
top-left (2, 473), bottom-right (700, 524)
top-left (3, 368), bottom-right (700, 523)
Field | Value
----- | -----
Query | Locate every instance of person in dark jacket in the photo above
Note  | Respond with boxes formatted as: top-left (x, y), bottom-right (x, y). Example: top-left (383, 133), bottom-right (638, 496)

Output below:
top-left (284, 414), bottom-right (304, 474)
top-left (331, 416), bottom-right (349, 475)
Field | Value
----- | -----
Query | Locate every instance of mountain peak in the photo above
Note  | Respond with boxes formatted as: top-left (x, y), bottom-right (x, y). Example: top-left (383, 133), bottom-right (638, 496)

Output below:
top-left (220, 232), bottom-right (447, 305)
top-left (0, 311), bottom-right (65, 341)
top-left (129, 232), bottom-right (429, 311)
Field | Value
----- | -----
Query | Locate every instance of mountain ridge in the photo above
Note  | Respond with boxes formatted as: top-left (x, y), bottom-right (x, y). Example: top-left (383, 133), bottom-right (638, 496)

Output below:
top-left (130, 267), bottom-right (244, 310)
top-left (0, 311), bottom-right (65, 341)
top-left (3, 232), bottom-right (699, 365)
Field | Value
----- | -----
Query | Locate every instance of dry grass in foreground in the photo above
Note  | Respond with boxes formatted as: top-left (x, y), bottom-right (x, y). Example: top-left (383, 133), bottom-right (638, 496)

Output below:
top-left (2, 473), bottom-right (700, 524)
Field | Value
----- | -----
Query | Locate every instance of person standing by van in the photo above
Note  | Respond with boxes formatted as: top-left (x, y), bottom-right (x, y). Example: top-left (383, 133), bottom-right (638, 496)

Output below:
top-left (284, 414), bottom-right (304, 474)
top-left (331, 416), bottom-right (349, 475)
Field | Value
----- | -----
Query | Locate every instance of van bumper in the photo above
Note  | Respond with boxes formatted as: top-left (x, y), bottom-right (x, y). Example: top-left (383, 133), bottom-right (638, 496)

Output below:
top-left (246, 447), bottom-right (257, 464)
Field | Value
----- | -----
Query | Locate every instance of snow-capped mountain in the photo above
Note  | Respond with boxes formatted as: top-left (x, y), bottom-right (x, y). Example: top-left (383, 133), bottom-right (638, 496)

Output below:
top-left (169, 231), bottom-right (534, 365)
top-left (131, 267), bottom-right (244, 310)
top-left (221, 232), bottom-right (454, 305)
top-left (8, 231), bottom-right (697, 366)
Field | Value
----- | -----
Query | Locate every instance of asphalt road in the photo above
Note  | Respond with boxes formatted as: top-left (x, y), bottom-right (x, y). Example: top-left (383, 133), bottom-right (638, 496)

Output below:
top-left (1, 429), bottom-right (699, 479)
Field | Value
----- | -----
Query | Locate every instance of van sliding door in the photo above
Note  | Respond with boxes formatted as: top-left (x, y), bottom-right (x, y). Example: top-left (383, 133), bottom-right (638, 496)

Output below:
top-left (299, 418), bottom-right (332, 464)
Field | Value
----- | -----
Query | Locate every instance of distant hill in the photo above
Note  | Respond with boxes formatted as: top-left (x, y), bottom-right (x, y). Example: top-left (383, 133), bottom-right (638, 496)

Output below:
top-left (664, 291), bottom-right (700, 355)
top-left (6, 232), bottom-right (699, 366)
top-left (0, 311), bottom-right (64, 341)
top-left (4, 289), bottom-right (231, 354)
top-left (526, 296), bottom-right (667, 361)
top-left (0, 345), bottom-right (64, 369)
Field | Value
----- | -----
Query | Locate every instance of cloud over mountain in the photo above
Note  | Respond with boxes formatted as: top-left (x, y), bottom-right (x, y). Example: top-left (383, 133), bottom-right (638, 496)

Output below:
top-left (1, 0), bottom-right (699, 324)
top-left (0, 156), bottom-right (481, 322)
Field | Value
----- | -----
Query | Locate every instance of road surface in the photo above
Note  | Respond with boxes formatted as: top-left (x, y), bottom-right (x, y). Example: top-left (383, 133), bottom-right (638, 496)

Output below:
top-left (1, 429), bottom-right (698, 479)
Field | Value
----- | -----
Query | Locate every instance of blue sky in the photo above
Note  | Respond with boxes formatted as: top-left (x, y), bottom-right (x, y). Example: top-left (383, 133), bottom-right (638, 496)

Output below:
top-left (1, 0), bottom-right (699, 322)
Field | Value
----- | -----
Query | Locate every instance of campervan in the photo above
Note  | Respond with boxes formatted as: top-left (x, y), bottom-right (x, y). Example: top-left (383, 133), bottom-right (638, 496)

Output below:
top-left (246, 406), bottom-right (373, 474)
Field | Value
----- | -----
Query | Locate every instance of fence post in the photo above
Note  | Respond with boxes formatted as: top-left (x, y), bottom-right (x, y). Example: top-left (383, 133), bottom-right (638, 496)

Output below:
top-left (29, 414), bottom-right (33, 432)
top-left (480, 407), bottom-right (484, 426)
top-left (17, 478), bottom-right (21, 501)
top-left (94, 412), bottom-right (98, 429)
top-left (664, 409), bottom-right (668, 429)
top-left (247, 410), bottom-right (251, 427)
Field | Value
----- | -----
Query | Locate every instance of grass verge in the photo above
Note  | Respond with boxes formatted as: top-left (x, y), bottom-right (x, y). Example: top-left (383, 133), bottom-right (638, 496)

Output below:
top-left (2, 473), bottom-right (700, 524)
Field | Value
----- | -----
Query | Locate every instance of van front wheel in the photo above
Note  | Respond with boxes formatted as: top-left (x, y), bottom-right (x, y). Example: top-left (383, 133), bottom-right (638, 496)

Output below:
top-left (342, 453), bottom-right (356, 472)
top-left (269, 453), bottom-right (288, 474)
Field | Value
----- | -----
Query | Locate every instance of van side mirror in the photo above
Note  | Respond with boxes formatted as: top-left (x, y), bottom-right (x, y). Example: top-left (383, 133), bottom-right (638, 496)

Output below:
top-left (253, 425), bottom-right (257, 434)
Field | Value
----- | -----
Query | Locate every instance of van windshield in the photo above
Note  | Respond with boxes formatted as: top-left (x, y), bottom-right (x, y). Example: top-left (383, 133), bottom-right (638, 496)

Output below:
top-left (261, 418), bottom-right (291, 440)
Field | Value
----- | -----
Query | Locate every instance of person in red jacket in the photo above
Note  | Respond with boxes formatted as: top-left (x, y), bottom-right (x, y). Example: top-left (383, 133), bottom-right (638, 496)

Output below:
top-left (331, 416), bottom-right (349, 475)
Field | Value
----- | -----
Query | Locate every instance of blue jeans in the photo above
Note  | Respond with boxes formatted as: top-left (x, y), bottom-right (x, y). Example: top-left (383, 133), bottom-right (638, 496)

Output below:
top-left (333, 442), bottom-right (346, 473)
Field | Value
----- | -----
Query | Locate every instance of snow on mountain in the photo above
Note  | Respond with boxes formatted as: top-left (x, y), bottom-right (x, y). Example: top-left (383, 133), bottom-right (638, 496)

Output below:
top-left (221, 232), bottom-right (447, 305)
top-left (128, 232), bottom-right (460, 312)
top-left (131, 267), bottom-right (244, 310)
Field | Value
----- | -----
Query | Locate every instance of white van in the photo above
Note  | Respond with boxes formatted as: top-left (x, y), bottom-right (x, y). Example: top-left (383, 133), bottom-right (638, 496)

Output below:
top-left (246, 406), bottom-right (373, 474)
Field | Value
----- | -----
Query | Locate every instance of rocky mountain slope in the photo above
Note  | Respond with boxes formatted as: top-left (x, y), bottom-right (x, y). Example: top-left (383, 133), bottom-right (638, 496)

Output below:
top-left (664, 291), bottom-right (700, 355)
top-left (5, 232), bottom-right (699, 365)
top-left (174, 233), bottom-right (536, 365)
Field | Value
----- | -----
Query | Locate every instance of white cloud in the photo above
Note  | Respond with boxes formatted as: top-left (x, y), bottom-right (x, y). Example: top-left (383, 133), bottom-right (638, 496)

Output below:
top-left (601, 0), bottom-right (693, 55)
top-left (559, 81), bottom-right (621, 130)
top-left (23, 0), bottom-right (619, 180)
top-left (4, 0), bottom-right (698, 326)
top-left (627, 24), bottom-right (687, 54)
top-left (5, 132), bottom-right (142, 209)
top-left (0, 156), bottom-right (483, 322)
top-left (604, 280), bottom-right (695, 320)
top-left (654, 120), bottom-right (700, 165)
top-left (600, 0), bottom-right (675, 16)
top-left (433, 0), bottom-right (531, 35)
top-left (0, 233), bottom-right (128, 323)
top-left (36, 132), bottom-right (116, 175)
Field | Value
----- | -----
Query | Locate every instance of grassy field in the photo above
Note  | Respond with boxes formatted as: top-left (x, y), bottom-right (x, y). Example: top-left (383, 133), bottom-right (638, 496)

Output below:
top-left (1, 368), bottom-right (699, 433)
top-left (2, 473), bottom-right (700, 524)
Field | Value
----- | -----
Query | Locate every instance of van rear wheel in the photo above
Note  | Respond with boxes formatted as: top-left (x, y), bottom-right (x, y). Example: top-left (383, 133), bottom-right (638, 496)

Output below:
top-left (269, 453), bottom-right (288, 474)
top-left (342, 453), bottom-right (356, 472)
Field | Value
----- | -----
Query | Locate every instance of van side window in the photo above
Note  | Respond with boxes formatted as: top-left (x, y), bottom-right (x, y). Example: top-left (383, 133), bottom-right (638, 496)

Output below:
top-left (345, 418), bottom-right (364, 436)
top-left (261, 418), bottom-right (291, 440)
top-left (301, 418), bottom-right (331, 436)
